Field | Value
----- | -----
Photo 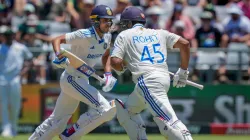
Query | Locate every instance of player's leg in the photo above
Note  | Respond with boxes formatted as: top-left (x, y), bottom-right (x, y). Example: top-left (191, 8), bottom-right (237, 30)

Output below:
top-left (153, 117), bottom-right (192, 140)
top-left (0, 84), bottom-right (12, 137)
top-left (59, 75), bottom-right (116, 140)
top-left (9, 78), bottom-right (21, 136)
top-left (115, 89), bottom-right (148, 140)
top-left (137, 74), bottom-right (193, 140)
top-left (29, 91), bottom-right (79, 140)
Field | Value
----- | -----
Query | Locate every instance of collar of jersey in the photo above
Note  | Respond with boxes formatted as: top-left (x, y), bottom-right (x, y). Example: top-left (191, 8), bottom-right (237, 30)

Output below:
top-left (132, 24), bottom-right (144, 28)
top-left (91, 26), bottom-right (104, 44)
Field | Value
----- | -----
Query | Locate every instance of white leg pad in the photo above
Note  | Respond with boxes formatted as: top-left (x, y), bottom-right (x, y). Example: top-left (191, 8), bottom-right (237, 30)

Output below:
top-left (29, 115), bottom-right (71, 140)
top-left (153, 117), bottom-right (193, 140)
top-left (60, 100), bottom-right (116, 140)
top-left (115, 99), bottom-right (148, 140)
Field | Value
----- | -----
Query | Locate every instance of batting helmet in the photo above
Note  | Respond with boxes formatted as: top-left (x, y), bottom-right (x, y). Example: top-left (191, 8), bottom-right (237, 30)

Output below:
top-left (90, 5), bottom-right (114, 19)
top-left (117, 6), bottom-right (146, 32)
top-left (120, 6), bottom-right (146, 23)
top-left (90, 5), bottom-right (114, 32)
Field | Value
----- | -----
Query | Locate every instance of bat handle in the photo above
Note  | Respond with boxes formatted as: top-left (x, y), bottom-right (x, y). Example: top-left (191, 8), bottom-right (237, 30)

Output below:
top-left (92, 73), bottom-right (105, 84)
top-left (168, 71), bottom-right (204, 90)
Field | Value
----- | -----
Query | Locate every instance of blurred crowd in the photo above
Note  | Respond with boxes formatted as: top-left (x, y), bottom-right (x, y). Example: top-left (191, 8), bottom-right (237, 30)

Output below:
top-left (1, 0), bottom-right (250, 84)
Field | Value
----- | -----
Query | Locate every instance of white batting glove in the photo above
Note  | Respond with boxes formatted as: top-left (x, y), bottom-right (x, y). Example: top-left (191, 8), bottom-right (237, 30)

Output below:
top-left (173, 68), bottom-right (189, 88)
top-left (52, 57), bottom-right (69, 69)
top-left (102, 72), bottom-right (117, 92)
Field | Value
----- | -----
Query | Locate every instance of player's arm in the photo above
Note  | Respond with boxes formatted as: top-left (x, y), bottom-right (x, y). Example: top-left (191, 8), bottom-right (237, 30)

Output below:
top-left (52, 34), bottom-right (66, 59)
top-left (110, 34), bottom-right (127, 74)
top-left (172, 37), bottom-right (190, 88)
top-left (163, 29), bottom-right (190, 88)
top-left (101, 33), bottom-right (118, 92)
top-left (101, 48), bottom-right (118, 92)
top-left (52, 30), bottom-right (85, 57)
top-left (102, 33), bottom-right (113, 72)
top-left (52, 30), bottom-right (85, 68)
top-left (102, 48), bottom-right (112, 72)
top-left (51, 35), bottom-right (70, 69)
top-left (173, 37), bottom-right (190, 70)
top-left (162, 29), bottom-right (190, 69)
top-left (111, 57), bottom-right (124, 71)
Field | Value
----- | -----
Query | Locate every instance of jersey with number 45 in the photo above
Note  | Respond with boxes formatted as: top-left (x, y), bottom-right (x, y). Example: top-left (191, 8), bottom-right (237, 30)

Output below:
top-left (111, 24), bottom-right (180, 81)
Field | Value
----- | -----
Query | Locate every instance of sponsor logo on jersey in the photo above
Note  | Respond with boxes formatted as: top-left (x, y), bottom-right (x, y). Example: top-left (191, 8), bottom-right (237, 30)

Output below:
top-left (87, 54), bottom-right (103, 59)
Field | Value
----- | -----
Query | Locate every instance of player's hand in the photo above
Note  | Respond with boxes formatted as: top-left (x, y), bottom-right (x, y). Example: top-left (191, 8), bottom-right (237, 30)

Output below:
top-left (102, 72), bottom-right (117, 92)
top-left (173, 68), bottom-right (189, 88)
top-left (52, 57), bottom-right (69, 69)
top-left (112, 61), bottom-right (127, 75)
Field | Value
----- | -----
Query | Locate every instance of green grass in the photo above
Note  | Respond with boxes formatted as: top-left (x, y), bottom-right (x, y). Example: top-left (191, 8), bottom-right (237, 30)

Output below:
top-left (1, 134), bottom-right (249, 140)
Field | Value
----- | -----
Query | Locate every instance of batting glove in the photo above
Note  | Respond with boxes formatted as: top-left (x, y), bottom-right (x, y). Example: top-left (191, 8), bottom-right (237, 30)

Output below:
top-left (52, 57), bottom-right (69, 69)
top-left (173, 68), bottom-right (189, 88)
top-left (102, 72), bottom-right (117, 92)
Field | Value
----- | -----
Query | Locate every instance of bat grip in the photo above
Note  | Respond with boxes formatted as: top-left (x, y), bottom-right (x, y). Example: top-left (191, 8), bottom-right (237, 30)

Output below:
top-left (168, 71), bottom-right (204, 90)
top-left (92, 73), bottom-right (105, 83)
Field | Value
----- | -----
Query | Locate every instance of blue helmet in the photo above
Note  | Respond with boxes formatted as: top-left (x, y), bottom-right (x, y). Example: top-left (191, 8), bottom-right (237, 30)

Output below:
top-left (120, 6), bottom-right (146, 23)
top-left (90, 5), bottom-right (114, 19)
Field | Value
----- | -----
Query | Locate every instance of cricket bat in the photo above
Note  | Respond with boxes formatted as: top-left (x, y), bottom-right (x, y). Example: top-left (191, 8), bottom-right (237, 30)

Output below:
top-left (59, 48), bottom-right (105, 83)
top-left (168, 72), bottom-right (204, 90)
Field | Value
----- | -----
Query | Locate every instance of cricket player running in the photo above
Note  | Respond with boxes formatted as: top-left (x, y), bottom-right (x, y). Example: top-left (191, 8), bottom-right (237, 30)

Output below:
top-left (111, 7), bottom-right (193, 140)
top-left (29, 5), bottom-right (117, 140)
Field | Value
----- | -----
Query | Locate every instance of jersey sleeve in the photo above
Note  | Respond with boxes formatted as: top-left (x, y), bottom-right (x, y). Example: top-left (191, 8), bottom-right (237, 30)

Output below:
top-left (23, 45), bottom-right (33, 60)
top-left (65, 29), bottom-right (88, 45)
top-left (111, 34), bottom-right (126, 59)
top-left (160, 29), bottom-right (180, 49)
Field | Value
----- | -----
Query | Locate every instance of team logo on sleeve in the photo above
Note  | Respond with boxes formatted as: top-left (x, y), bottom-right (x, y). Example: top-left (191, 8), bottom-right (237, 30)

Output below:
top-left (106, 7), bottom-right (112, 16)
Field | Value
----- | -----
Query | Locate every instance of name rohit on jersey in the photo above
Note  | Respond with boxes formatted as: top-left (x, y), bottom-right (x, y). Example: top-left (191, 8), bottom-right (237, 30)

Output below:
top-left (87, 54), bottom-right (103, 59)
top-left (132, 35), bottom-right (158, 43)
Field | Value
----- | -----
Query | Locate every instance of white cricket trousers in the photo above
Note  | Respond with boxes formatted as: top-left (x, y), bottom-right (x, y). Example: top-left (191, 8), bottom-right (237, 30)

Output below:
top-left (0, 76), bottom-right (21, 133)
top-left (126, 71), bottom-right (179, 124)
top-left (49, 71), bottom-right (110, 121)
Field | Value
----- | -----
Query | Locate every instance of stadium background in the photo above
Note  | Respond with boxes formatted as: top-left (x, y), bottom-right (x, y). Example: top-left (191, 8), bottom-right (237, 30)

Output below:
top-left (0, 0), bottom-right (250, 139)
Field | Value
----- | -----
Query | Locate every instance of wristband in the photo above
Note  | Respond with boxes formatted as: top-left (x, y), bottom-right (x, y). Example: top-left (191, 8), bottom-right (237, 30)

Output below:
top-left (55, 51), bottom-right (61, 57)
top-left (105, 72), bottom-right (112, 75)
